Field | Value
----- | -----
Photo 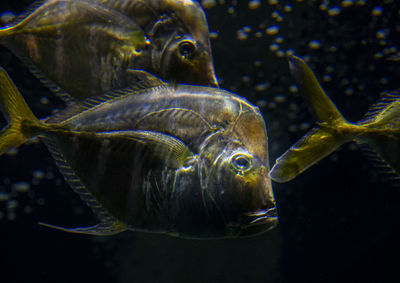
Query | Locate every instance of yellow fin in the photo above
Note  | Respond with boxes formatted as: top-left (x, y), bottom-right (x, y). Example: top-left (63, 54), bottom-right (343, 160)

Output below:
top-left (288, 55), bottom-right (345, 123)
top-left (0, 66), bottom-right (39, 155)
top-left (271, 56), bottom-right (359, 182)
top-left (270, 127), bottom-right (349, 182)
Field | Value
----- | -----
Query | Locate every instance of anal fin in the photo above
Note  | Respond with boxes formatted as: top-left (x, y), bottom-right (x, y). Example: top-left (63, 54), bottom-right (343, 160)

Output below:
top-left (39, 220), bottom-right (126, 236)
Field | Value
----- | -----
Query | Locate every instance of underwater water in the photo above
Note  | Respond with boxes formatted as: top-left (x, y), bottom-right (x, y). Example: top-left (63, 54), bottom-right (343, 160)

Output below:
top-left (0, 0), bottom-right (400, 282)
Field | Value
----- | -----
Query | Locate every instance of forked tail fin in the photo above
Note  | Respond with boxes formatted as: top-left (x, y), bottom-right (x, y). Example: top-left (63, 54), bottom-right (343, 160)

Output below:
top-left (0, 66), bottom-right (39, 155)
top-left (270, 56), bottom-right (361, 182)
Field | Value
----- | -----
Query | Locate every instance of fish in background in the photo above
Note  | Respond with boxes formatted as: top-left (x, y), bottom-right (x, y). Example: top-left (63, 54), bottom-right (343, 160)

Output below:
top-left (0, 0), bottom-right (218, 101)
top-left (0, 66), bottom-right (277, 238)
top-left (270, 55), bottom-right (400, 183)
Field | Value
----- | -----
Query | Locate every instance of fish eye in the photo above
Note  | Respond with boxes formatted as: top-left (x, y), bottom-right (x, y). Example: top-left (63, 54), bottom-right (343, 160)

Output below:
top-left (230, 153), bottom-right (253, 173)
top-left (178, 40), bottom-right (196, 58)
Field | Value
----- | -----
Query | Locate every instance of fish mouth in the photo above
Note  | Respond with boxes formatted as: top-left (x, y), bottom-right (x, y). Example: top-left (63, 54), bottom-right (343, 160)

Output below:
top-left (225, 207), bottom-right (278, 238)
top-left (239, 207), bottom-right (278, 237)
top-left (246, 207), bottom-right (278, 225)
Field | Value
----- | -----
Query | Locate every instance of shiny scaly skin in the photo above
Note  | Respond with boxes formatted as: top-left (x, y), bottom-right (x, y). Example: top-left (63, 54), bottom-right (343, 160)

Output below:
top-left (83, 0), bottom-right (218, 87)
top-left (45, 85), bottom-right (277, 238)
top-left (0, 0), bottom-right (217, 100)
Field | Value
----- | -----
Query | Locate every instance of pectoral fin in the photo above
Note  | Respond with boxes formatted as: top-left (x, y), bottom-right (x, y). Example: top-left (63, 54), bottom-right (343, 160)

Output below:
top-left (96, 130), bottom-right (195, 168)
top-left (39, 221), bottom-right (126, 236)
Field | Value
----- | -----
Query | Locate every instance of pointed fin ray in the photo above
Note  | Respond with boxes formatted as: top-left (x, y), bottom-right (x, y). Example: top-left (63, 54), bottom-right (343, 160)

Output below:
top-left (44, 139), bottom-right (118, 223)
top-left (288, 55), bottom-right (345, 123)
top-left (47, 71), bottom-right (167, 124)
top-left (358, 143), bottom-right (400, 186)
top-left (38, 221), bottom-right (125, 236)
top-left (362, 134), bottom-right (400, 176)
top-left (359, 91), bottom-right (400, 126)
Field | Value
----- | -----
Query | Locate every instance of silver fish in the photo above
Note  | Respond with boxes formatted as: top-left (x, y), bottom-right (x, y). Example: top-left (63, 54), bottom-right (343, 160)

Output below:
top-left (0, 0), bottom-right (218, 101)
top-left (0, 67), bottom-right (277, 238)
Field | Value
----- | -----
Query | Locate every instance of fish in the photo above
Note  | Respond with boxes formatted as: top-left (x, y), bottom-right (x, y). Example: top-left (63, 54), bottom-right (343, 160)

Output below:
top-left (0, 66), bottom-right (277, 238)
top-left (270, 55), bottom-right (400, 183)
top-left (0, 0), bottom-right (218, 101)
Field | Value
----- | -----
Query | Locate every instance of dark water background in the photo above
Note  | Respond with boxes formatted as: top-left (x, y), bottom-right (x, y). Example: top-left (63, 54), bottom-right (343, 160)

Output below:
top-left (1, 1), bottom-right (400, 282)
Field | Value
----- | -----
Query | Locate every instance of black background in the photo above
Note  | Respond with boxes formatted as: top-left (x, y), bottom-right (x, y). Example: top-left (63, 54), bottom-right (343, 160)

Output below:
top-left (1, 1), bottom-right (400, 282)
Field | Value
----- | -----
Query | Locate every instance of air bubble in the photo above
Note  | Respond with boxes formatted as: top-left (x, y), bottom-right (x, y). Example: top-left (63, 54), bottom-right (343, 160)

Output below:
top-left (12, 182), bottom-right (30, 193)
top-left (201, 0), bottom-right (217, 9)
top-left (210, 31), bottom-right (219, 39)
top-left (254, 82), bottom-right (270, 92)
top-left (289, 85), bottom-right (298, 93)
top-left (308, 40), bottom-right (321, 49)
top-left (376, 30), bottom-right (387, 39)
top-left (269, 43), bottom-right (279, 51)
top-left (284, 4), bottom-right (292, 12)
top-left (40, 97), bottom-right (49, 105)
top-left (371, 6), bottom-right (383, 16)
top-left (248, 0), bottom-right (261, 10)
top-left (341, 0), bottom-right (354, 7)
top-left (7, 200), bottom-right (18, 210)
top-left (265, 26), bottom-right (279, 35)
top-left (274, 95), bottom-right (286, 103)
top-left (33, 170), bottom-right (45, 179)
top-left (0, 192), bottom-right (9, 201)
top-left (328, 7), bottom-right (341, 16)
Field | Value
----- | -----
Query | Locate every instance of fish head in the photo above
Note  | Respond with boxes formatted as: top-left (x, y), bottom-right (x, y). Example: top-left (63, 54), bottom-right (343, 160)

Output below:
top-left (149, 0), bottom-right (218, 87)
top-left (159, 34), bottom-right (218, 87)
top-left (198, 104), bottom-right (278, 238)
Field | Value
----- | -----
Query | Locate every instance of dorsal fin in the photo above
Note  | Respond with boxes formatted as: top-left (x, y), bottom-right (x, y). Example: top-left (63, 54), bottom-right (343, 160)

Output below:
top-left (358, 143), bottom-right (400, 187)
top-left (359, 90), bottom-right (400, 125)
top-left (16, 54), bottom-right (75, 103)
top-left (47, 70), bottom-right (167, 124)
top-left (0, 0), bottom-right (46, 28)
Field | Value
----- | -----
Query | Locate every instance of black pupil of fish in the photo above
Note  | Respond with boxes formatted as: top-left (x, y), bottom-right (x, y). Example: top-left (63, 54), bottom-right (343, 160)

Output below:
top-left (179, 41), bottom-right (195, 57)
top-left (233, 156), bottom-right (250, 169)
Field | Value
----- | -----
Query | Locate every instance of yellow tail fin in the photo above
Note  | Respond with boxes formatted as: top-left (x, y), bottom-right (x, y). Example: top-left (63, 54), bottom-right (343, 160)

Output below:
top-left (270, 56), bottom-right (362, 182)
top-left (0, 66), bottom-right (39, 155)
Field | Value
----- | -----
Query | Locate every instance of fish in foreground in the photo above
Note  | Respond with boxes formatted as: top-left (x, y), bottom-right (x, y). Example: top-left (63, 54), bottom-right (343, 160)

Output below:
top-left (0, 67), bottom-right (277, 238)
top-left (0, 0), bottom-right (218, 101)
top-left (270, 55), bottom-right (400, 183)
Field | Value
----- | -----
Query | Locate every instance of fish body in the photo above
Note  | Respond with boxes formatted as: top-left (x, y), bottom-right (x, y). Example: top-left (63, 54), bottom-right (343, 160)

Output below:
top-left (0, 0), bottom-right (217, 101)
top-left (0, 68), bottom-right (276, 238)
top-left (270, 56), bottom-right (400, 183)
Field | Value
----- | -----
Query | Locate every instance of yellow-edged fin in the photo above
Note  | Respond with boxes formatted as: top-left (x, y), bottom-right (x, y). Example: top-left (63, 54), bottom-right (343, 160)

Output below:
top-left (270, 56), bottom-right (359, 182)
top-left (38, 221), bottom-right (126, 236)
top-left (0, 66), bottom-right (39, 155)
top-left (288, 56), bottom-right (345, 123)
